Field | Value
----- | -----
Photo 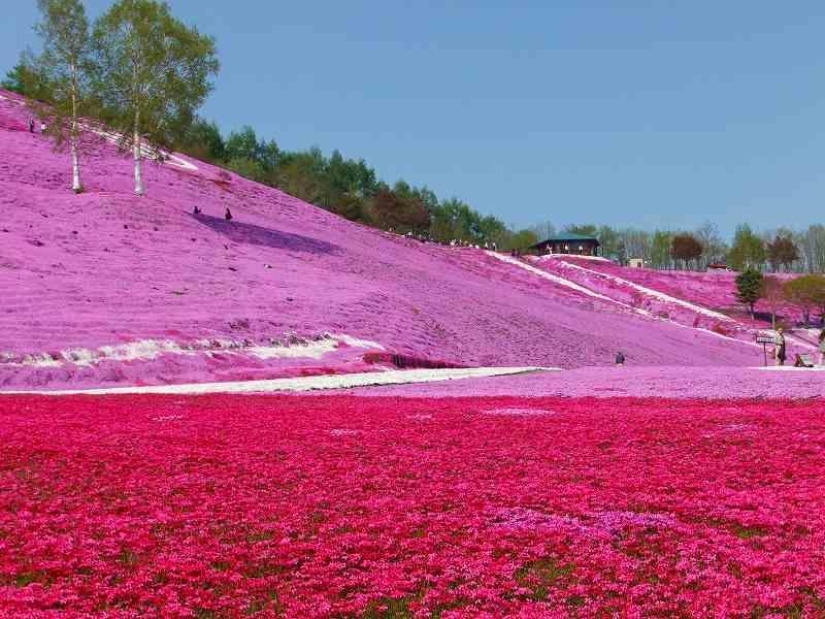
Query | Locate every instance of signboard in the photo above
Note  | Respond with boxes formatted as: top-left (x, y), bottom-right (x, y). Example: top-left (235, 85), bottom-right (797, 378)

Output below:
top-left (755, 332), bottom-right (774, 366)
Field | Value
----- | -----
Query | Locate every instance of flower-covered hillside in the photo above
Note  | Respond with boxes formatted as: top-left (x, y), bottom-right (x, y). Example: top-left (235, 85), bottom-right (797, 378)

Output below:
top-left (0, 90), bottom-right (759, 389)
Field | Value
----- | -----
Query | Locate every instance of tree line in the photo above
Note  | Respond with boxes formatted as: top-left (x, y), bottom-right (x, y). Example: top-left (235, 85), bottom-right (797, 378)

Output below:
top-left (5, 1), bottom-right (825, 266)
top-left (528, 222), bottom-right (825, 274)
top-left (172, 121), bottom-right (527, 247)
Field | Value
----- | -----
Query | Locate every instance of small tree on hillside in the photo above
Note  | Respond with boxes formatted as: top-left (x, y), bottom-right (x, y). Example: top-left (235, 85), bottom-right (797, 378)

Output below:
top-left (736, 268), bottom-right (763, 318)
top-left (91, 0), bottom-right (219, 196)
top-left (783, 275), bottom-right (825, 326)
top-left (29, 0), bottom-right (93, 194)
top-left (670, 233), bottom-right (703, 270)
top-left (760, 276), bottom-right (784, 329)
top-left (767, 234), bottom-right (799, 272)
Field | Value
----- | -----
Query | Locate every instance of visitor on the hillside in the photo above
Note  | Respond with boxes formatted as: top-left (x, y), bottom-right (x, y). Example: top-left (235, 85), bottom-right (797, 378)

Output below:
top-left (40, 122), bottom-right (46, 133)
top-left (615, 352), bottom-right (625, 367)
top-left (193, 206), bottom-right (202, 215)
top-left (774, 328), bottom-right (787, 367)
top-left (819, 328), bottom-right (825, 366)
top-left (224, 207), bottom-right (233, 222)
top-left (28, 118), bottom-right (35, 133)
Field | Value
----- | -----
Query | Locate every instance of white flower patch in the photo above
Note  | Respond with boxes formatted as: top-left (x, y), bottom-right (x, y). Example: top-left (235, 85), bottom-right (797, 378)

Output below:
top-left (151, 415), bottom-right (184, 422)
top-left (330, 428), bottom-right (360, 437)
top-left (485, 408), bottom-right (557, 417)
top-left (407, 413), bottom-right (433, 421)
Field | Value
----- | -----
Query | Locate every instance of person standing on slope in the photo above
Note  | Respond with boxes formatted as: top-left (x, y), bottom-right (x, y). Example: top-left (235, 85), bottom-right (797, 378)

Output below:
top-left (774, 328), bottom-right (787, 367)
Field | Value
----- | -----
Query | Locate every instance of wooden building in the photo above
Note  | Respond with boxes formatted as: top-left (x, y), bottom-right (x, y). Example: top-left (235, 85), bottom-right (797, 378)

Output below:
top-left (530, 233), bottom-right (601, 257)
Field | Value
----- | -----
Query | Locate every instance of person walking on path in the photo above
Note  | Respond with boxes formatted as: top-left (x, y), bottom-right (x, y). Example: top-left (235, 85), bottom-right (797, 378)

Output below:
top-left (774, 328), bottom-right (787, 367)
top-left (28, 118), bottom-right (35, 133)
top-left (224, 207), bottom-right (233, 222)
top-left (615, 352), bottom-right (626, 367)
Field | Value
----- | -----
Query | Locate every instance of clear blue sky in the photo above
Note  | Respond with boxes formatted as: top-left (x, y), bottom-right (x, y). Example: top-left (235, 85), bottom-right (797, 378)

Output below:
top-left (4, 1), bottom-right (825, 234)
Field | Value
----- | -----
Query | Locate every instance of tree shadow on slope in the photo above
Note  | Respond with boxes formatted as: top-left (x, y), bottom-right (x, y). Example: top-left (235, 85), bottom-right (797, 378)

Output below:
top-left (191, 213), bottom-right (339, 255)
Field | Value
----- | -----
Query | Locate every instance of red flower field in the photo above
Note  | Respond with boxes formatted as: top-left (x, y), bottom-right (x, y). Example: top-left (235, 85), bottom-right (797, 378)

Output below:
top-left (2, 395), bottom-right (825, 617)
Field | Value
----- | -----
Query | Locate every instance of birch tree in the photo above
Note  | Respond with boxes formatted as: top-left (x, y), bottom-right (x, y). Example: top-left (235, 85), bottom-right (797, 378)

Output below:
top-left (92, 0), bottom-right (218, 196)
top-left (30, 0), bottom-right (91, 194)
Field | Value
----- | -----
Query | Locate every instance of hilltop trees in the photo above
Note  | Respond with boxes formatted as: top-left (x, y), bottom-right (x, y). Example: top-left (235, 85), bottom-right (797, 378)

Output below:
top-left (28, 0), bottom-right (93, 194)
top-left (767, 233), bottom-right (799, 272)
top-left (783, 275), bottom-right (825, 326)
top-left (91, 0), bottom-right (218, 196)
top-left (670, 234), bottom-right (703, 270)
top-left (650, 231), bottom-right (673, 269)
top-left (728, 224), bottom-right (766, 271)
top-left (370, 189), bottom-right (430, 234)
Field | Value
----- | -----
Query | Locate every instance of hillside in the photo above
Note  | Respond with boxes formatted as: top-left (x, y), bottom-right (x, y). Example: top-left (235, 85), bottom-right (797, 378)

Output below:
top-left (0, 90), bottom-right (762, 389)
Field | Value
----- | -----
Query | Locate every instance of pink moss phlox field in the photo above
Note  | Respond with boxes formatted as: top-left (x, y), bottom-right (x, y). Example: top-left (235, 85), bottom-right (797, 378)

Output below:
top-left (351, 366), bottom-right (825, 399)
top-left (0, 90), bottom-right (763, 390)
top-left (3, 395), bottom-right (825, 617)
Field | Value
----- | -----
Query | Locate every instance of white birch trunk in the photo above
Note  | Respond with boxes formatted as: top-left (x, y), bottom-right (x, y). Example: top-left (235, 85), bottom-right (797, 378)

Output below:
top-left (133, 107), bottom-right (144, 196)
top-left (69, 64), bottom-right (82, 194)
top-left (71, 137), bottom-right (81, 193)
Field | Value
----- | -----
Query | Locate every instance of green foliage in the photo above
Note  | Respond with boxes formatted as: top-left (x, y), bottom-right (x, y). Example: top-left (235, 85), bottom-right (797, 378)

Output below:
top-left (565, 223), bottom-right (598, 237)
top-left (29, 0), bottom-right (93, 193)
top-left (783, 275), bottom-right (825, 326)
top-left (596, 225), bottom-right (623, 260)
top-left (735, 268), bottom-right (764, 318)
top-left (369, 189), bottom-right (431, 234)
top-left (728, 224), bottom-right (766, 271)
top-left (226, 157), bottom-right (267, 183)
top-left (2, 61), bottom-right (47, 97)
top-left (650, 230), bottom-right (673, 269)
top-left (178, 118), bottom-right (225, 162)
top-left (502, 229), bottom-right (539, 252)
top-left (91, 0), bottom-right (219, 195)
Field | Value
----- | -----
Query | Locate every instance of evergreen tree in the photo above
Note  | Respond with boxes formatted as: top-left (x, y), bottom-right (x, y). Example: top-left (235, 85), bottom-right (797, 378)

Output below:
top-left (30, 0), bottom-right (92, 193)
top-left (735, 268), bottom-right (763, 318)
top-left (2, 61), bottom-right (44, 96)
top-left (91, 0), bottom-right (219, 196)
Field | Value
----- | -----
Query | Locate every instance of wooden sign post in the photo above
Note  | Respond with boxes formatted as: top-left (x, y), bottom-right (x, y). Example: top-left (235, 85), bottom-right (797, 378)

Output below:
top-left (755, 332), bottom-right (774, 367)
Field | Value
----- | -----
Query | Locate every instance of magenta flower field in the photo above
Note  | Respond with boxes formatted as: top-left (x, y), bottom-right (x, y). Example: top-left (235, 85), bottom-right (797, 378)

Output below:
top-left (3, 394), bottom-right (825, 617)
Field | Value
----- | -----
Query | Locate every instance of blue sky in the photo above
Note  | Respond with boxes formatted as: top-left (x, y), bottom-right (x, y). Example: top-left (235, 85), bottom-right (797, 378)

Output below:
top-left (4, 1), bottom-right (825, 234)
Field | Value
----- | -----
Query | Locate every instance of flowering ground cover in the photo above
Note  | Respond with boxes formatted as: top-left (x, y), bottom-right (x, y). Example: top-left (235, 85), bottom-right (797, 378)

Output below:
top-left (352, 366), bottom-right (825, 399)
top-left (3, 394), bottom-right (825, 617)
top-left (0, 90), bottom-right (757, 390)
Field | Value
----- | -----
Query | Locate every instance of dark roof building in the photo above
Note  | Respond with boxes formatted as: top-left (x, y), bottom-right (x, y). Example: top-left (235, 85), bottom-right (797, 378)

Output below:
top-left (530, 233), bottom-right (601, 257)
